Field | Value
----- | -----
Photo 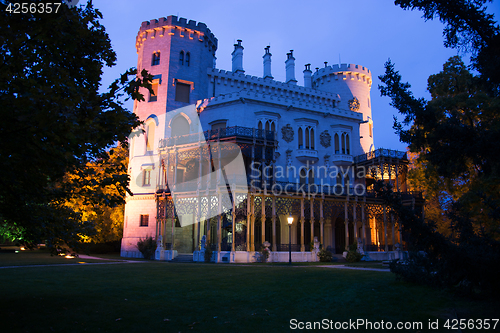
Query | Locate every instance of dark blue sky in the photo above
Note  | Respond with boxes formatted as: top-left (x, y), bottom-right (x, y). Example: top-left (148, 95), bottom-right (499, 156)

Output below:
top-left (94, 0), bottom-right (499, 152)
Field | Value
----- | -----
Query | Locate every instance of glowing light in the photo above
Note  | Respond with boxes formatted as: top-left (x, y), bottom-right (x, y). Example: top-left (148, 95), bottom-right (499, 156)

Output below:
top-left (20, 247), bottom-right (25, 251)
top-left (65, 255), bottom-right (75, 259)
top-left (78, 262), bottom-right (86, 264)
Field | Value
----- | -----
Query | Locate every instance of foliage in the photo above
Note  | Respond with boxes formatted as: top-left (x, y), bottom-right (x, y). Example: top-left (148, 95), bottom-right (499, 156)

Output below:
top-left (62, 144), bottom-right (128, 243)
top-left (317, 249), bottom-right (333, 262)
top-left (204, 245), bottom-right (213, 263)
top-left (375, 180), bottom-right (500, 296)
top-left (345, 243), bottom-right (362, 263)
top-left (136, 236), bottom-right (156, 260)
top-left (0, 1), bottom-right (152, 250)
top-left (395, 0), bottom-right (500, 94)
top-left (260, 247), bottom-right (270, 263)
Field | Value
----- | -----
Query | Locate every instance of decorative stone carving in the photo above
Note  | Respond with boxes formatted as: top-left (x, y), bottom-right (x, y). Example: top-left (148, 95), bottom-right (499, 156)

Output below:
top-left (285, 149), bottom-right (293, 166)
top-left (320, 130), bottom-right (331, 148)
top-left (348, 96), bottom-right (360, 111)
top-left (281, 124), bottom-right (294, 143)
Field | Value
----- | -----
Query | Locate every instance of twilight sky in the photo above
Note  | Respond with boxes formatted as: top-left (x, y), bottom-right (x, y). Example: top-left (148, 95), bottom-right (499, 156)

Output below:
top-left (93, 0), bottom-right (499, 151)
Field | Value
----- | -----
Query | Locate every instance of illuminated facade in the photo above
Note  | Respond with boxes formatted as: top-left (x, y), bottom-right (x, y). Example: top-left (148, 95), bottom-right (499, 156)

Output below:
top-left (121, 16), bottom-right (422, 262)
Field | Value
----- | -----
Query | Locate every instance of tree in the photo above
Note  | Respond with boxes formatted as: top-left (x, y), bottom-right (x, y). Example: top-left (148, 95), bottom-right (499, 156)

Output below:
top-left (0, 1), bottom-right (151, 249)
top-left (394, 0), bottom-right (500, 94)
top-left (378, 1), bottom-right (500, 295)
top-left (62, 143), bottom-right (129, 243)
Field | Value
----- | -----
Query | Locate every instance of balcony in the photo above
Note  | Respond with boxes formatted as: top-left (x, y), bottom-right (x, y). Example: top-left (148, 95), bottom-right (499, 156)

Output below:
top-left (331, 154), bottom-right (353, 163)
top-left (295, 149), bottom-right (318, 163)
top-left (159, 126), bottom-right (276, 148)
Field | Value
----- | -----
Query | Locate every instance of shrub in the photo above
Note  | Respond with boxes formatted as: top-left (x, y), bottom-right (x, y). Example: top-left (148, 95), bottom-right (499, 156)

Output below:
top-left (346, 251), bottom-right (362, 262)
top-left (317, 249), bottom-right (333, 262)
top-left (345, 242), bottom-right (362, 262)
top-left (137, 236), bottom-right (156, 260)
top-left (204, 245), bottom-right (213, 263)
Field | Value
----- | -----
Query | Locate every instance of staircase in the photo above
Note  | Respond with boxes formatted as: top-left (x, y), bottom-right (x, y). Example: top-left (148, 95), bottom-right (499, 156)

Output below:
top-left (171, 253), bottom-right (193, 263)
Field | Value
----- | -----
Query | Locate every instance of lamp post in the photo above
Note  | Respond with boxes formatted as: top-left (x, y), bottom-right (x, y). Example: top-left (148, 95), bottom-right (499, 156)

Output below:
top-left (287, 214), bottom-right (294, 265)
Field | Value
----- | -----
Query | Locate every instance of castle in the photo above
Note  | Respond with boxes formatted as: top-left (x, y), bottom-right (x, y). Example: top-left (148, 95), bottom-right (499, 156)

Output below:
top-left (121, 16), bottom-right (422, 262)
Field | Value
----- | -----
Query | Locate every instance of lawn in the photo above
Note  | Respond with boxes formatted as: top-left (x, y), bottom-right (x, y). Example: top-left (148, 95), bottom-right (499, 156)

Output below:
top-left (0, 253), bottom-right (498, 332)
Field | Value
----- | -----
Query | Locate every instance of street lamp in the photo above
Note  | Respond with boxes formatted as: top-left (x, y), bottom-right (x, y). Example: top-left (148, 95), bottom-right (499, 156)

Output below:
top-left (287, 214), bottom-right (294, 265)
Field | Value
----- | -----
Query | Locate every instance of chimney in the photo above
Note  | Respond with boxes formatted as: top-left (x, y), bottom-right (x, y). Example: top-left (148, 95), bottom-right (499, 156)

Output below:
top-left (285, 50), bottom-right (297, 85)
top-left (303, 63), bottom-right (312, 88)
top-left (263, 46), bottom-right (273, 79)
top-left (232, 39), bottom-right (244, 73)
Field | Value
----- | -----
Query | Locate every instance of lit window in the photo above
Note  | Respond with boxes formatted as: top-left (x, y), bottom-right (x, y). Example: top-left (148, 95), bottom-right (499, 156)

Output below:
top-left (140, 214), bottom-right (149, 227)
top-left (175, 82), bottom-right (190, 103)
top-left (149, 82), bottom-right (158, 102)
top-left (151, 52), bottom-right (160, 66)
top-left (143, 169), bottom-right (151, 186)
top-left (369, 123), bottom-right (373, 138)
top-left (146, 121), bottom-right (155, 152)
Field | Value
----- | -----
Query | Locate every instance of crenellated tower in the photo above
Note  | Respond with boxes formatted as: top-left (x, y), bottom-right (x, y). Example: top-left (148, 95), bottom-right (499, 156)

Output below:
top-left (134, 16), bottom-right (218, 121)
top-left (312, 64), bottom-right (374, 153)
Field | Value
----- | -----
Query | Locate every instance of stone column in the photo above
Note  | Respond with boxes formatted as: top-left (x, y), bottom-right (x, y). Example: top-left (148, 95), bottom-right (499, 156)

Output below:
top-left (310, 198), bottom-right (315, 249)
top-left (383, 205), bottom-right (388, 252)
top-left (261, 195), bottom-right (266, 246)
top-left (231, 192), bottom-right (236, 253)
top-left (272, 196), bottom-right (277, 251)
top-left (319, 198), bottom-right (324, 246)
top-left (361, 201), bottom-right (366, 251)
top-left (250, 195), bottom-right (255, 251)
top-left (246, 194), bottom-right (251, 252)
top-left (300, 198), bottom-right (305, 252)
top-left (344, 200), bottom-right (349, 251)
top-left (391, 214), bottom-right (396, 250)
top-left (353, 198), bottom-right (358, 240)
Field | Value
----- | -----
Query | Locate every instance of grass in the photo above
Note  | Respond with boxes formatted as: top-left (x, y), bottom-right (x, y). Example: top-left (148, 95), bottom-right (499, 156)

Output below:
top-left (0, 253), bottom-right (498, 332)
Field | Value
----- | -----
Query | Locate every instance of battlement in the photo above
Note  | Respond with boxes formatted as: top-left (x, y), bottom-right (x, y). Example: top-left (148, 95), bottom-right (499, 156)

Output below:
top-left (208, 68), bottom-right (341, 104)
top-left (136, 16), bottom-right (218, 52)
top-left (312, 63), bottom-right (372, 87)
top-left (200, 88), bottom-right (363, 121)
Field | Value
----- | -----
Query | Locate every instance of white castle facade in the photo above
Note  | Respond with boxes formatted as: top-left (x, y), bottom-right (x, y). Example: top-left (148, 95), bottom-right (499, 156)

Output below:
top-left (121, 16), bottom-right (421, 262)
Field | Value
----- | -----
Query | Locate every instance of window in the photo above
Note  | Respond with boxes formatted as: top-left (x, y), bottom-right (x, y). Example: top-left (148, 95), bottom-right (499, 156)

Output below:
top-left (346, 134), bottom-right (350, 154)
top-left (146, 121), bottom-right (155, 152)
top-left (185, 52), bottom-right (190, 66)
top-left (299, 168), bottom-right (307, 185)
top-left (179, 51), bottom-right (184, 65)
top-left (149, 82), bottom-right (158, 102)
top-left (175, 82), bottom-right (190, 103)
top-left (298, 127), bottom-right (303, 148)
top-left (171, 116), bottom-right (190, 137)
top-left (341, 134), bottom-right (346, 154)
top-left (298, 126), bottom-right (315, 150)
top-left (334, 133), bottom-right (339, 154)
top-left (211, 121), bottom-right (226, 131)
top-left (258, 121), bottom-right (263, 130)
top-left (143, 169), bottom-right (151, 186)
top-left (151, 52), bottom-right (160, 66)
top-left (369, 123), bottom-right (373, 138)
top-left (140, 214), bottom-right (149, 227)
top-left (308, 169), bottom-right (314, 185)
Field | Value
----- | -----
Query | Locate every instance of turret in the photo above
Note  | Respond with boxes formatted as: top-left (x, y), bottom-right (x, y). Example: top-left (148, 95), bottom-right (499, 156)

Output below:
top-left (312, 63), bottom-right (374, 153)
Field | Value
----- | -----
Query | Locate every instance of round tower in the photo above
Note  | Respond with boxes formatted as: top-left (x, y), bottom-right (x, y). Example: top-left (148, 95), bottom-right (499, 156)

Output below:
top-left (312, 64), bottom-right (374, 153)
top-left (134, 15), bottom-right (218, 121)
